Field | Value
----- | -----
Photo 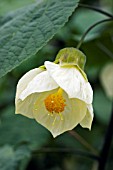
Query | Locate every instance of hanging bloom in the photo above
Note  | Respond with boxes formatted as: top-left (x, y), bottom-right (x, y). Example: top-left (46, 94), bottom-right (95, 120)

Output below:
top-left (100, 62), bottom-right (113, 100)
top-left (15, 48), bottom-right (93, 137)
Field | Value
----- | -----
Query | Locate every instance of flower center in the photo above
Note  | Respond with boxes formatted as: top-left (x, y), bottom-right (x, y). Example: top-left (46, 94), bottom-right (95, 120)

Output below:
top-left (44, 88), bottom-right (66, 114)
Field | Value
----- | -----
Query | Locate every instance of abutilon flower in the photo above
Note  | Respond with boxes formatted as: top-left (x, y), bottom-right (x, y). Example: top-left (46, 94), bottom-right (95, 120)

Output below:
top-left (15, 48), bottom-right (93, 137)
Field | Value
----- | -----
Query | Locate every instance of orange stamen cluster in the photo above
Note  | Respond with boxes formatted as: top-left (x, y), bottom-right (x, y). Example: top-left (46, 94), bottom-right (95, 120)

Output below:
top-left (44, 88), bottom-right (66, 114)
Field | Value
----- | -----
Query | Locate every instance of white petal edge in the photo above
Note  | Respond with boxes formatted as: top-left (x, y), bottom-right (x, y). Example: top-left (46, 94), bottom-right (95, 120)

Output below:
top-left (33, 90), bottom-right (87, 137)
top-left (20, 70), bottom-right (59, 101)
top-left (80, 104), bottom-right (94, 130)
top-left (45, 61), bottom-right (93, 104)
top-left (82, 82), bottom-right (93, 104)
top-left (16, 68), bottom-right (43, 100)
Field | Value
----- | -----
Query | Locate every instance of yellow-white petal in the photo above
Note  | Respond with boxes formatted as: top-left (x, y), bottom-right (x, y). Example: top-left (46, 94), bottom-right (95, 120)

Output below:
top-left (45, 61), bottom-right (93, 104)
top-left (20, 71), bottom-right (59, 101)
top-left (16, 93), bottom-right (38, 118)
top-left (33, 89), bottom-right (87, 137)
top-left (80, 104), bottom-right (93, 130)
top-left (15, 68), bottom-right (42, 118)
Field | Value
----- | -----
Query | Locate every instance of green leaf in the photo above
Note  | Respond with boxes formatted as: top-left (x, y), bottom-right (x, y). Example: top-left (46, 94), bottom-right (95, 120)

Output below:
top-left (0, 0), bottom-right (79, 78)
top-left (100, 0), bottom-right (113, 13)
top-left (0, 106), bottom-right (50, 149)
top-left (0, 0), bottom-right (34, 16)
top-left (0, 145), bottom-right (30, 170)
top-left (0, 6), bottom-right (29, 27)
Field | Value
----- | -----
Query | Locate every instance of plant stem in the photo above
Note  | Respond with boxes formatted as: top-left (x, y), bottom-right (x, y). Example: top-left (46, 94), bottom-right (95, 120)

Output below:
top-left (69, 130), bottom-right (98, 155)
top-left (98, 103), bottom-right (113, 170)
top-left (76, 18), bottom-right (113, 49)
top-left (32, 147), bottom-right (99, 160)
top-left (78, 3), bottom-right (113, 18)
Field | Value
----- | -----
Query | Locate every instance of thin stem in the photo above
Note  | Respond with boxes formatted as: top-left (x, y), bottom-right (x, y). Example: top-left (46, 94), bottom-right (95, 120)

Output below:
top-left (98, 103), bottom-right (113, 170)
top-left (78, 3), bottom-right (113, 18)
top-left (69, 130), bottom-right (98, 155)
top-left (76, 18), bottom-right (113, 49)
top-left (32, 147), bottom-right (99, 160)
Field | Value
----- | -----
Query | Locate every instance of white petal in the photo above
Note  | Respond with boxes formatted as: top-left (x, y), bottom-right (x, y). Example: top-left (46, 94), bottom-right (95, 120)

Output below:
top-left (45, 61), bottom-right (93, 104)
top-left (15, 68), bottom-right (42, 118)
top-left (16, 68), bottom-right (42, 100)
top-left (16, 93), bottom-right (38, 118)
top-left (80, 104), bottom-right (94, 130)
top-left (33, 90), bottom-right (87, 137)
top-left (82, 82), bottom-right (93, 104)
top-left (20, 71), bottom-right (59, 100)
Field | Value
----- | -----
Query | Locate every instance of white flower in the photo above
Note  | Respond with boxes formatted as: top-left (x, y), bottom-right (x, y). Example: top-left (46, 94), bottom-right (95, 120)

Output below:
top-left (15, 48), bottom-right (94, 137)
top-left (100, 62), bottom-right (113, 100)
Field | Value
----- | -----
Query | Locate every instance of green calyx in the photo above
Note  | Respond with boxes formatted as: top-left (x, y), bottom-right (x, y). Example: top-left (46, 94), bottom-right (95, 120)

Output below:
top-left (55, 47), bottom-right (86, 70)
top-left (39, 65), bottom-right (46, 70)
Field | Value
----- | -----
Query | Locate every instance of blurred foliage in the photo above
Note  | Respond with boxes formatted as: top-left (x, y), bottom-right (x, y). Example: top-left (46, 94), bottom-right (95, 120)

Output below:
top-left (94, 87), bottom-right (112, 124)
top-left (0, 0), bottom-right (113, 169)
top-left (0, 106), bottom-right (50, 149)
top-left (0, 145), bottom-right (30, 170)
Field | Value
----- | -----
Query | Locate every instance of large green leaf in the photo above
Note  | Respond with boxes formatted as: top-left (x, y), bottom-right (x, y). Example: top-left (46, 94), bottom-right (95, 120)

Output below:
top-left (0, 0), bottom-right (79, 78)
top-left (0, 145), bottom-right (30, 170)
top-left (0, 0), bottom-right (34, 16)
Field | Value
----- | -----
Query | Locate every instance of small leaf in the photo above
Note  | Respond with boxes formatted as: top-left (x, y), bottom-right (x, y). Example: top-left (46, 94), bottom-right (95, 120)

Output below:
top-left (0, 0), bottom-right (79, 78)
